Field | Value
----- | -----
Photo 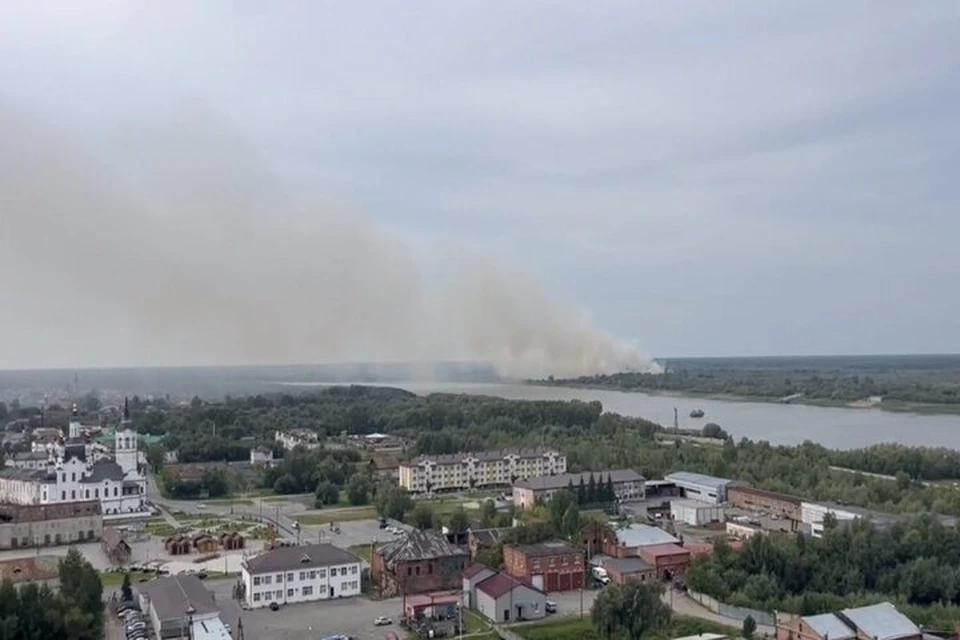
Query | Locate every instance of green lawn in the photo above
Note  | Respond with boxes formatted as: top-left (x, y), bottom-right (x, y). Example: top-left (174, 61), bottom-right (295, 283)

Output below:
top-left (462, 609), bottom-right (494, 634)
top-left (295, 506), bottom-right (378, 525)
top-left (348, 544), bottom-right (374, 563)
top-left (100, 572), bottom-right (128, 587)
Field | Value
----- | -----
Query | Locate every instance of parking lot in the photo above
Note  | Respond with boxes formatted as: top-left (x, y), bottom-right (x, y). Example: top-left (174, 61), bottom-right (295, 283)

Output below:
top-left (207, 577), bottom-right (598, 640)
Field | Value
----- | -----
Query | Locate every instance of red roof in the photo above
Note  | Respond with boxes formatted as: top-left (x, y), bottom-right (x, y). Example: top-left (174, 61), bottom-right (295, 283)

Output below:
top-left (684, 542), bottom-right (714, 558)
top-left (639, 543), bottom-right (690, 559)
top-left (463, 563), bottom-right (493, 579)
top-left (477, 572), bottom-right (528, 599)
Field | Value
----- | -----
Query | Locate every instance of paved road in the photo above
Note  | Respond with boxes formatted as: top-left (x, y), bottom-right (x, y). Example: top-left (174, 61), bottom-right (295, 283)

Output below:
top-left (665, 588), bottom-right (775, 637)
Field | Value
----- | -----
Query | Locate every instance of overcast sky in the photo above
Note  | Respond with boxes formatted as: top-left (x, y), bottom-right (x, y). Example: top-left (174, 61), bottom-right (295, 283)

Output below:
top-left (1, 1), bottom-right (958, 369)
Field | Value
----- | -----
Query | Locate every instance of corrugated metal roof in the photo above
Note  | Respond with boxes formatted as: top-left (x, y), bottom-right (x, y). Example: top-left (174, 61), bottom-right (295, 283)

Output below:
top-left (616, 524), bottom-right (679, 548)
top-left (664, 471), bottom-right (732, 491)
top-left (803, 613), bottom-right (856, 640)
top-left (840, 602), bottom-right (920, 640)
top-left (377, 531), bottom-right (467, 570)
top-left (138, 574), bottom-right (219, 620)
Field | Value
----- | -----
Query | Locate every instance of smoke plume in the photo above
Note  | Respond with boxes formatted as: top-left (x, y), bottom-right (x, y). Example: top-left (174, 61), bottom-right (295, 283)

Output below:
top-left (0, 105), bottom-right (657, 378)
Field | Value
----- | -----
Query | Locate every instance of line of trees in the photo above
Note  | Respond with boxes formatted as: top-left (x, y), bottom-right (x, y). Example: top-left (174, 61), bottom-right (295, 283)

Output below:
top-left (686, 514), bottom-right (960, 629)
top-left (0, 549), bottom-right (104, 639)
top-left (546, 365), bottom-right (960, 407)
top-left (565, 473), bottom-right (617, 507)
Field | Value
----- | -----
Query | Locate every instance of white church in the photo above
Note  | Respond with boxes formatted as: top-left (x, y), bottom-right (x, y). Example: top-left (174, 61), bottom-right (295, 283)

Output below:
top-left (0, 399), bottom-right (149, 517)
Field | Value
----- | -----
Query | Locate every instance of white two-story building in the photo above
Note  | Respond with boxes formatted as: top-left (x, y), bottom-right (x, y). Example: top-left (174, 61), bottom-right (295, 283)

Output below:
top-left (241, 543), bottom-right (362, 609)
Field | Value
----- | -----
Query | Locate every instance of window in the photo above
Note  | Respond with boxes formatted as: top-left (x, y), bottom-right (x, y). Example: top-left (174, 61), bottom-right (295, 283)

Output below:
top-left (254, 593), bottom-right (261, 602)
top-left (302, 586), bottom-right (313, 596)
top-left (85, 489), bottom-right (89, 499)
top-left (287, 572), bottom-right (294, 582)
top-left (71, 490), bottom-right (76, 499)
top-left (87, 529), bottom-right (93, 539)
top-left (264, 576), bottom-right (272, 585)
top-left (287, 588), bottom-right (294, 597)
top-left (299, 571), bottom-right (306, 581)
top-left (62, 473), bottom-right (66, 482)
top-left (276, 574), bottom-right (283, 583)
top-left (428, 564), bottom-right (433, 575)
top-left (95, 489), bottom-right (99, 498)
top-left (113, 487), bottom-right (118, 497)
top-left (71, 472), bottom-right (76, 482)
top-left (415, 566), bottom-right (420, 575)
top-left (61, 491), bottom-right (66, 500)
top-left (309, 570), bottom-right (317, 579)
top-left (275, 590), bottom-right (282, 599)
top-left (317, 569), bottom-right (325, 578)
top-left (254, 576), bottom-right (262, 586)
top-left (407, 567), bottom-right (412, 576)
top-left (330, 567), bottom-right (337, 577)
top-left (351, 565), bottom-right (358, 575)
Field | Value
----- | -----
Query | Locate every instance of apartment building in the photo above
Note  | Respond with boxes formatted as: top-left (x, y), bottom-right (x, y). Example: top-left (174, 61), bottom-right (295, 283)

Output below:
top-left (399, 448), bottom-right (566, 493)
top-left (241, 543), bottom-right (361, 608)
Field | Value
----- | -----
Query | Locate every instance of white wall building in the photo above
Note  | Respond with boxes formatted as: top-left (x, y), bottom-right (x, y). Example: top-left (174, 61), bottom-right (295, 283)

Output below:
top-left (241, 543), bottom-right (361, 609)
top-left (250, 447), bottom-right (275, 466)
top-left (801, 502), bottom-right (860, 538)
top-left (664, 471), bottom-right (734, 505)
top-left (0, 401), bottom-right (147, 517)
top-left (274, 429), bottom-right (320, 451)
top-left (670, 498), bottom-right (725, 526)
top-left (400, 448), bottom-right (567, 493)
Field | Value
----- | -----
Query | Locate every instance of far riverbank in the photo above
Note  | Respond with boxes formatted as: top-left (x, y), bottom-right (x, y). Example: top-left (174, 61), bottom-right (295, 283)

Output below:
top-left (278, 381), bottom-right (960, 450)
top-left (536, 382), bottom-right (960, 416)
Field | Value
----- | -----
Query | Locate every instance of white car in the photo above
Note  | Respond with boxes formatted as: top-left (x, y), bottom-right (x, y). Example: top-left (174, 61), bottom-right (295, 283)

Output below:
top-left (374, 616), bottom-right (393, 626)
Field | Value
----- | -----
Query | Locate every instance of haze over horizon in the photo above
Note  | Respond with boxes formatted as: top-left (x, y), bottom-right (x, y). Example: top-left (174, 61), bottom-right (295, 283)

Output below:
top-left (1, 2), bottom-right (958, 371)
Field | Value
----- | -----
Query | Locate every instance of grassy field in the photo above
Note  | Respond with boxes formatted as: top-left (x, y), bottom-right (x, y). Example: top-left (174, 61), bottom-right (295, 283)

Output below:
top-left (515, 614), bottom-right (739, 640)
top-left (348, 543), bottom-right (375, 563)
top-left (295, 506), bottom-right (378, 525)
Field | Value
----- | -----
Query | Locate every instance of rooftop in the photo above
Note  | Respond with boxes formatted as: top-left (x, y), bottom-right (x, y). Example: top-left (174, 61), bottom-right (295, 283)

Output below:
top-left (514, 469), bottom-right (644, 492)
top-left (407, 448), bottom-right (562, 466)
top-left (0, 467), bottom-right (53, 482)
top-left (511, 541), bottom-right (583, 558)
top-left (664, 471), bottom-right (733, 490)
top-left (463, 564), bottom-right (495, 580)
top-left (13, 451), bottom-right (50, 461)
top-left (0, 500), bottom-right (101, 523)
top-left (839, 602), bottom-right (920, 640)
top-left (244, 543), bottom-right (359, 574)
top-left (639, 543), bottom-right (690, 559)
top-left (615, 524), bottom-right (680, 548)
top-left (138, 574), bottom-right (219, 621)
top-left (477, 572), bottom-right (531, 599)
top-left (604, 556), bottom-right (654, 574)
top-left (802, 613), bottom-right (856, 640)
top-left (377, 531), bottom-right (467, 570)
top-left (80, 460), bottom-right (125, 483)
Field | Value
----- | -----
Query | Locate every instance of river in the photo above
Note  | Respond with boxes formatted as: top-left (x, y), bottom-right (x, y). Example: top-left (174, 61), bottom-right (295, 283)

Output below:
top-left (282, 381), bottom-right (960, 450)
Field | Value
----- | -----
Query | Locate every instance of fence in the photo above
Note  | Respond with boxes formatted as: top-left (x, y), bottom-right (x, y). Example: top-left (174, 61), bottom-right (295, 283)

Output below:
top-left (687, 589), bottom-right (776, 627)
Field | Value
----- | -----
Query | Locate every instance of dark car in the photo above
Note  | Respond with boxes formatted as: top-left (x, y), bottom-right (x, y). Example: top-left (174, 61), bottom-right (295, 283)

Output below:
top-left (269, 601), bottom-right (280, 611)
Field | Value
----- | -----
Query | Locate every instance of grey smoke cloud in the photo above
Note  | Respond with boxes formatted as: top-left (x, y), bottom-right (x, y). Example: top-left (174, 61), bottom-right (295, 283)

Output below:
top-left (0, 105), bottom-right (656, 377)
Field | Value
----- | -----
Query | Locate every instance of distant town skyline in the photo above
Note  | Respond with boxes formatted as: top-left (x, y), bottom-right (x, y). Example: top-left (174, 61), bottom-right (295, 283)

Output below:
top-left (0, 2), bottom-right (958, 370)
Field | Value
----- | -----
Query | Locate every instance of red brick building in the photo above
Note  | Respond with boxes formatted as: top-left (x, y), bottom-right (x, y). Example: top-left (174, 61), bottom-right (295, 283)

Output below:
top-left (503, 542), bottom-right (584, 592)
top-left (372, 531), bottom-right (469, 597)
top-left (638, 543), bottom-right (691, 581)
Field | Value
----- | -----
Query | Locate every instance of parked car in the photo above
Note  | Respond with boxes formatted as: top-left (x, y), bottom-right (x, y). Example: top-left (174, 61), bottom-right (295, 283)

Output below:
top-left (545, 601), bottom-right (557, 614)
top-left (374, 616), bottom-right (393, 626)
top-left (269, 601), bottom-right (280, 611)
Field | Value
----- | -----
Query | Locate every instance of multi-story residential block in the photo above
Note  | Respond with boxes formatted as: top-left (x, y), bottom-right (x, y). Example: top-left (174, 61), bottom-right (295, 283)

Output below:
top-left (241, 543), bottom-right (361, 608)
top-left (399, 448), bottom-right (566, 493)
top-left (512, 468), bottom-right (645, 508)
